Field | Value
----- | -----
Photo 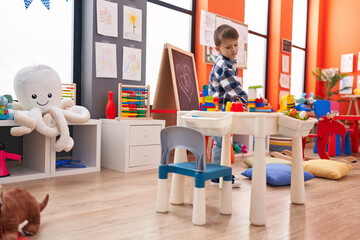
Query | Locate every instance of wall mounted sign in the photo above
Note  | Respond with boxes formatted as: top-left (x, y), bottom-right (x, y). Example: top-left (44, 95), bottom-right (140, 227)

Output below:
top-left (281, 38), bottom-right (292, 54)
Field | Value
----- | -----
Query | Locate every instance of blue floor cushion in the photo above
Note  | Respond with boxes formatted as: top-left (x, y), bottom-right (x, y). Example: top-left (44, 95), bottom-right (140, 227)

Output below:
top-left (241, 164), bottom-right (314, 186)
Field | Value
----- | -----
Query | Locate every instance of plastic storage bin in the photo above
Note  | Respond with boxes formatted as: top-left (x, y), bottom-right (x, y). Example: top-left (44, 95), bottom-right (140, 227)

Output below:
top-left (181, 111), bottom-right (233, 137)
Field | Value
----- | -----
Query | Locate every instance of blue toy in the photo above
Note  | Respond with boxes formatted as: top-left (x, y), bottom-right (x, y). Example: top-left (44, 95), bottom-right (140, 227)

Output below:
top-left (0, 94), bottom-right (14, 120)
top-left (56, 159), bottom-right (86, 168)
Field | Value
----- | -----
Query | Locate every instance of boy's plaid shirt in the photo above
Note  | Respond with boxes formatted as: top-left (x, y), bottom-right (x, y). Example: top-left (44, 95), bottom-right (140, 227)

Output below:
top-left (208, 54), bottom-right (248, 110)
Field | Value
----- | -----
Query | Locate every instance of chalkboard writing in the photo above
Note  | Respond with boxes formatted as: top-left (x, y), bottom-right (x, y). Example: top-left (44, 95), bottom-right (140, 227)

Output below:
top-left (282, 38), bottom-right (292, 54)
top-left (170, 48), bottom-right (199, 111)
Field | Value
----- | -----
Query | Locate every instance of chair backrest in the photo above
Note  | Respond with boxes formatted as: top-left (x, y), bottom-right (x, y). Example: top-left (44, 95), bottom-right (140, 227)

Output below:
top-left (160, 126), bottom-right (206, 172)
top-left (330, 101), bottom-right (339, 113)
top-left (314, 100), bottom-right (331, 119)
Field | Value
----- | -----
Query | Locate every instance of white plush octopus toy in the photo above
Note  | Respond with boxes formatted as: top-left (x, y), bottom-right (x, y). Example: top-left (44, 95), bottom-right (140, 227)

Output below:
top-left (10, 65), bottom-right (90, 152)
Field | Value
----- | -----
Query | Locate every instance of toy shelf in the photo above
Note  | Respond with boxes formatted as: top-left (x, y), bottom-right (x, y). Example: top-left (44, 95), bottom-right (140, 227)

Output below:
top-left (50, 120), bottom-right (101, 177)
top-left (0, 119), bottom-right (100, 184)
top-left (0, 125), bottom-right (50, 184)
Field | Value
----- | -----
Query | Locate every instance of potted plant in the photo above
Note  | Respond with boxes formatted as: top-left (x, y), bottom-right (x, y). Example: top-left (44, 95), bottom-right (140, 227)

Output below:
top-left (312, 68), bottom-right (350, 100)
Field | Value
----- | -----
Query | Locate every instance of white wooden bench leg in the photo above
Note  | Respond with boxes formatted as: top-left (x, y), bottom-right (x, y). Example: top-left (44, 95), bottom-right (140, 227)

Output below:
top-left (192, 187), bottom-right (206, 225)
top-left (156, 179), bottom-right (169, 212)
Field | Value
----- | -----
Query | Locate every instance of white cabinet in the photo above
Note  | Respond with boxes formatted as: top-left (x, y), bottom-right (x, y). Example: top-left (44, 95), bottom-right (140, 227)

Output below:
top-left (0, 119), bottom-right (101, 184)
top-left (101, 119), bottom-right (165, 172)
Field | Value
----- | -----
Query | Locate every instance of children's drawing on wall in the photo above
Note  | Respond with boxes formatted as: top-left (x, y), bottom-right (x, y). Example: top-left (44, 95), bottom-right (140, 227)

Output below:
top-left (205, 46), bottom-right (219, 64)
top-left (123, 5), bottom-right (142, 42)
top-left (279, 73), bottom-right (290, 89)
top-left (96, 0), bottom-right (118, 37)
top-left (200, 9), bottom-right (216, 47)
top-left (340, 76), bottom-right (353, 94)
top-left (340, 53), bottom-right (353, 73)
top-left (282, 54), bottom-right (290, 73)
top-left (95, 42), bottom-right (117, 78)
top-left (122, 46), bottom-right (141, 81)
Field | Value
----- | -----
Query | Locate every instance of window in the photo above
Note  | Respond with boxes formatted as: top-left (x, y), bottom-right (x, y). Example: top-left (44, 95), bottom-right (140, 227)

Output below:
top-left (290, 0), bottom-right (308, 99)
top-left (243, 0), bottom-right (269, 97)
top-left (0, 0), bottom-right (74, 99)
top-left (146, 0), bottom-right (195, 104)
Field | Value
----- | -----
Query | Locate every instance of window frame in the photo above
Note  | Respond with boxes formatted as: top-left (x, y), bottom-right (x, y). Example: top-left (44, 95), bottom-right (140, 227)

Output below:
top-left (291, 0), bottom-right (309, 97)
top-left (246, 0), bottom-right (270, 98)
top-left (73, 0), bottom-right (82, 105)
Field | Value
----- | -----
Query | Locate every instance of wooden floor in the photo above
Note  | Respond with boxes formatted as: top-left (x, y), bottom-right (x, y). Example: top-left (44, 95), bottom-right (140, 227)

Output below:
top-left (3, 143), bottom-right (360, 240)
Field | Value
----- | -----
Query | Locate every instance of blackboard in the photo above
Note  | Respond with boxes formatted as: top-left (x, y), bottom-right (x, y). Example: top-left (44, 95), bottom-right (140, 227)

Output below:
top-left (170, 47), bottom-right (199, 110)
top-left (282, 38), bottom-right (292, 54)
top-left (152, 43), bottom-right (200, 126)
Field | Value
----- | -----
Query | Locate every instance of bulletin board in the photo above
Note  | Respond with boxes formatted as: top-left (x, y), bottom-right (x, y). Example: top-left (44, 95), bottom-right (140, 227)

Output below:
top-left (201, 10), bottom-right (248, 69)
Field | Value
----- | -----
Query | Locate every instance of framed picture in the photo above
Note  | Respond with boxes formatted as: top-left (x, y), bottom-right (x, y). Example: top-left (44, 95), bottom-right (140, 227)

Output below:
top-left (282, 38), bottom-right (292, 54)
top-left (204, 46), bottom-right (219, 65)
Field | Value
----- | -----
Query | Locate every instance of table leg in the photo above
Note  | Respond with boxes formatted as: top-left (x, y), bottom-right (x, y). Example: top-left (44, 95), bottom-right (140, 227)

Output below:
top-left (250, 117), bottom-right (267, 226)
top-left (347, 99), bottom-right (353, 115)
top-left (170, 112), bottom-right (187, 205)
top-left (170, 148), bottom-right (187, 204)
top-left (219, 134), bottom-right (231, 188)
top-left (291, 137), bottom-right (305, 204)
top-left (355, 99), bottom-right (360, 115)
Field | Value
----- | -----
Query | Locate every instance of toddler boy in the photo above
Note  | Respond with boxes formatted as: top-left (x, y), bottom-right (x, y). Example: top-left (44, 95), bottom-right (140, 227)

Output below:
top-left (208, 24), bottom-right (248, 188)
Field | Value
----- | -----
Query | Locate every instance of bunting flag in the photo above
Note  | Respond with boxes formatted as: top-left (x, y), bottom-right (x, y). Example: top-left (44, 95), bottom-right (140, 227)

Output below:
top-left (24, 0), bottom-right (68, 10)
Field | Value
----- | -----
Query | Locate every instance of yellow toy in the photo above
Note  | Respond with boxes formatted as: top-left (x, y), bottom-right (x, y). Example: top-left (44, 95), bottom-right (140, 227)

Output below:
top-left (278, 94), bottom-right (295, 112)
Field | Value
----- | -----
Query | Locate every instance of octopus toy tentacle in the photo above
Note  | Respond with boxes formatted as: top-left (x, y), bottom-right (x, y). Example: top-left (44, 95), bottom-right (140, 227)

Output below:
top-left (10, 109), bottom-right (36, 136)
top-left (35, 109), bottom-right (60, 138)
top-left (48, 106), bottom-right (74, 152)
top-left (62, 106), bottom-right (90, 123)
top-left (61, 99), bottom-right (75, 110)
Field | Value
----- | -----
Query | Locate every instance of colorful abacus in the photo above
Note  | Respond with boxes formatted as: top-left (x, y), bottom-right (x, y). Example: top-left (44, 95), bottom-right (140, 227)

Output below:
top-left (62, 83), bottom-right (76, 105)
top-left (117, 84), bottom-right (151, 119)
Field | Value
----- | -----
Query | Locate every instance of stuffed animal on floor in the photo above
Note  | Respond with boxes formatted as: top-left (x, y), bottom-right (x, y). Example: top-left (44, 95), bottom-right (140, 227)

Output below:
top-left (0, 185), bottom-right (49, 240)
top-left (10, 65), bottom-right (90, 152)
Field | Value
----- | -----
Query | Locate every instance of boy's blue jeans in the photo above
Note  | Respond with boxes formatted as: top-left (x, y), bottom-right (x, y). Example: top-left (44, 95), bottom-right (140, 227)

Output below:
top-left (211, 136), bottom-right (222, 165)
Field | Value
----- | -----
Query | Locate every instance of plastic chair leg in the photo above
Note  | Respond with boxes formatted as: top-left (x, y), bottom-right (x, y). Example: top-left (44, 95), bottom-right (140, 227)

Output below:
top-left (313, 138), bottom-right (318, 153)
top-left (344, 131), bottom-right (352, 154)
top-left (192, 187), bottom-right (206, 225)
top-left (220, 180), bottom-right (232, 215)
top-left (156, 178), bottom-right (169, 213)
top-left (335, 134), bottom-right (341, 156)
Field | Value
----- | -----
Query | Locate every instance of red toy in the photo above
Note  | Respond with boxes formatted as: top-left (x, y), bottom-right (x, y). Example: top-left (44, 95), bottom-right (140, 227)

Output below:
top-left (315, 115), bottom-right (346, 159)
top-left (106, 91), bottom-right (116, 119)
top-left (0, 143), bottom-right (22, 177)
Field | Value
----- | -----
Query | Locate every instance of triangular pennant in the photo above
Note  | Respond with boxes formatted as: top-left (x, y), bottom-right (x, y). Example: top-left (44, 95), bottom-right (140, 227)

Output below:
top-left (24, 0), bottom-right (34, 9)
top-left (41, 0), bottom-right (50, 10)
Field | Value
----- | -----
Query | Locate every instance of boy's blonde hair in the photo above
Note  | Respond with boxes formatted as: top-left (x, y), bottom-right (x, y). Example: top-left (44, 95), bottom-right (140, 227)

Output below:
top-left (214, 24), bottom-right (239, 46)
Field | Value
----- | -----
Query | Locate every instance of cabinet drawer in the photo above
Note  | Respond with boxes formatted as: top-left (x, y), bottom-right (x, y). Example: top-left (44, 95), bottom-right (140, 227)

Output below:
top-left (129, 125), bottom-right (162, 146)
top-left (129, 145), bottom-right (161, 167)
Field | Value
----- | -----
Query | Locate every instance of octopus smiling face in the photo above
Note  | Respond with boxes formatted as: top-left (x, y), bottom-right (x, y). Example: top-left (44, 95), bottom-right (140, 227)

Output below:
top-left (14, 65), bottom-right (62, 112)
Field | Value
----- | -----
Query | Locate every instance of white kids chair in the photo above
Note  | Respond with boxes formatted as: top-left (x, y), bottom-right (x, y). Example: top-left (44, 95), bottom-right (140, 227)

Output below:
top-left (156, 126), bottom-right (232, 225)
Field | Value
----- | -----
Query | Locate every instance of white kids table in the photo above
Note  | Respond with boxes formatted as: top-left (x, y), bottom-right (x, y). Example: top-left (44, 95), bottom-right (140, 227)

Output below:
top-left (170, 111), bottom-right (316, 226)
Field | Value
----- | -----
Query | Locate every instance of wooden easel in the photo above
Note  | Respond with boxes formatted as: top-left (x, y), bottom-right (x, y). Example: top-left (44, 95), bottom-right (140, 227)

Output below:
top-left (152, 43), bottom-right (200, 126)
